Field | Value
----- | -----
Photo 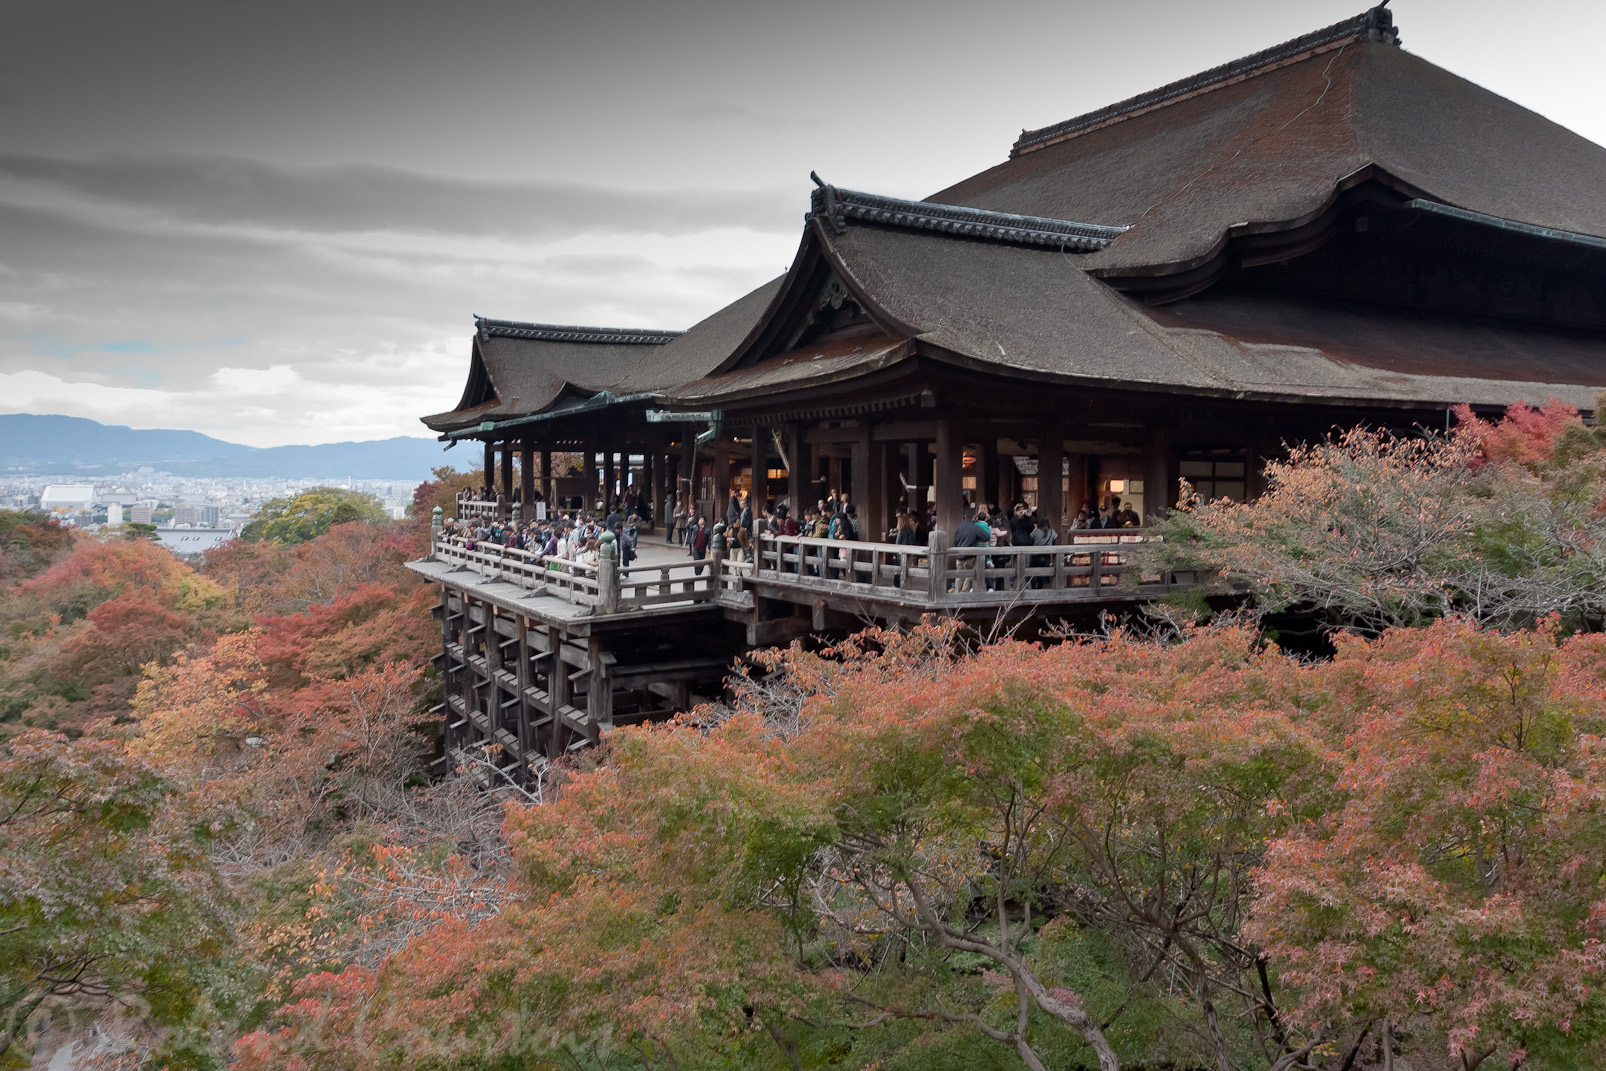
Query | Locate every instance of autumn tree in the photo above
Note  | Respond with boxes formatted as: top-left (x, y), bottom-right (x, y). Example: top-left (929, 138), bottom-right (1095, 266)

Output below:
top-left (1143, 400), bottom-right (1606, 633)
top-left (0, 729), bottom-right (235, 1065)
top-left (1248, 618), bottom-right (1606, 1069)
top-left (0, 509), bottom-right (75, 583)
top-left (241, 487), bottom-right (388, 545)
top-left (411, 465), bottom-right (484, 524)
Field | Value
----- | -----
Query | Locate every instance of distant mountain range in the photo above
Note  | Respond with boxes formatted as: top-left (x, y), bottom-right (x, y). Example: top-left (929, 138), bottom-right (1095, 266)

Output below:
top-left (0, 414), bottom-right (455, 480)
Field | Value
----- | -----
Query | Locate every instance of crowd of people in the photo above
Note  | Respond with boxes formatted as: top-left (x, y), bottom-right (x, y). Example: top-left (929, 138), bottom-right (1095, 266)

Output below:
top-left (444, 483), bottom-right (1145, 579)
top-left (443, 489), bottom-right (652, 569)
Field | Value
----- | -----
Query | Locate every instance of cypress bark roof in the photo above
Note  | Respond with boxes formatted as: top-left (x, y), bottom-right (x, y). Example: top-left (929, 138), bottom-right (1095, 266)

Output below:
top-left (424, 5), bottom-right (1606, 434)
top-left (933, 12), bottom-right (1606, 277)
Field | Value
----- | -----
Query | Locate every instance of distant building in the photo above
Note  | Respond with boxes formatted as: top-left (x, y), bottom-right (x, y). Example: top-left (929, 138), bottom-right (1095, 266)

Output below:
top-left (153, 527), bottom-right (236, 558)
top-left (173, 504), bottom-right (221, 527)
top-left (106, 502), bottom-right (124, 525)
top-left (129, 505), bottom-right (154, 524)
top-left (40, 485), bottom-right (95, 512)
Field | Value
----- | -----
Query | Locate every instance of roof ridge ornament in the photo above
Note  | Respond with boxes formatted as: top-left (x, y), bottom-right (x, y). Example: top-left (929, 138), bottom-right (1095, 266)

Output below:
top-left (806, 180), bottom-right (1127, 252)
top-left (1012, 3), bottom-right (1401, 157)
top-left (473, 316), bottom-right (683, 345)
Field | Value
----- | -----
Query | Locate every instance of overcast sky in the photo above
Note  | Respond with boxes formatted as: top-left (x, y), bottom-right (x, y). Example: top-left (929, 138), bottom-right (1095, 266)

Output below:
top-left (2, 0), bottom-right (1603, 447)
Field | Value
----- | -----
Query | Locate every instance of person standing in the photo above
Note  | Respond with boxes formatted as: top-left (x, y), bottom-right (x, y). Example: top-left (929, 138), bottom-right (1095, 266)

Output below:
top-left (671, 496), bottom-right (687, 545)
top-left (687, 514), bottom-right (711, 574)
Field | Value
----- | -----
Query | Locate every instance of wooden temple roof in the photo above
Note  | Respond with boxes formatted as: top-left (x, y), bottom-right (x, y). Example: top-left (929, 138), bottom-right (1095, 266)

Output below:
top-left (939, 4), bottom-right (1606, 278)
top-left (423, 4), bottom-right (1606, 437)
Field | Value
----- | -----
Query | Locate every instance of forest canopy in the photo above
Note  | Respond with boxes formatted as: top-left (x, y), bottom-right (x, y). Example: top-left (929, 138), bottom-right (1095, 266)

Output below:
top-left (240, 486), bottom-right (388, 545)
top-left (5, 420), bottom-right (1606, 1071)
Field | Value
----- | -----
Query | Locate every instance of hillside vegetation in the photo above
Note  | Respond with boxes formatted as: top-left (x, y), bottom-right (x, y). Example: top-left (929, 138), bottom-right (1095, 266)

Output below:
top-left (4, 419), bottom-right (1606, 1071)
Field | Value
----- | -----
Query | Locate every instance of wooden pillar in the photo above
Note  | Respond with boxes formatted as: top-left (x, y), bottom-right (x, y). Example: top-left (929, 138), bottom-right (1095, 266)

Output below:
top-left (851, 425), bottom-right (870, 523)
top-left (1039, 424), bottom-right (1064, 530)
top-left (540, 449), bottom-right (553, 510)
top-left (603, 451), bottom-right (616, 508)
top-left (482, 440), bottom-right (495, 490)
top-left (682, 436), bottom-right (698, 521)
top-left (1067, 451), bottom-right (1089, 519)
top-left (828, 454), bottom-right (844, 499)
top-left (1143, 429), bottom-right (1173, 522)
top-left (714, 436), bottom-right (731, 519)
top-left (546, 624), bottom-right (569, 760)
top-left (660, 449), bottom-right (675, 520)
top-left (935, 418), bottom-right (963, 535)
top-left (499, 441), bottom-right (514, 499)
top-left (911, 442), bottom-right (932, 519)
top-left (514, 617), bottom-right (533, 780)
top-left (519, 442), bottom-right (535, 507)
top-left (874, 439), bottom-right (895, 542)
top-left (587, 635), bottom-right (612, 732)
top-left (786, 426), bottom-right (804, 514)
top-left (750, 427), bottom-right (768, 509)
top-left (1249, 433), bottom-right (1278, 500)
top-left (642, 451), bottom-right (655, 512)
top-left (808, 440), bottom-right (823, 507)
top-left (583, 451), bottom-right (597, 512)
top-left (979, 437), bottom-right (999, 510)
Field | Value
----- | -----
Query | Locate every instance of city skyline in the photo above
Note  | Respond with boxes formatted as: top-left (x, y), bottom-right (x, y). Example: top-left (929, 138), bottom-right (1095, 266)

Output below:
top-left (3, 0), bottom-right (1603, 447)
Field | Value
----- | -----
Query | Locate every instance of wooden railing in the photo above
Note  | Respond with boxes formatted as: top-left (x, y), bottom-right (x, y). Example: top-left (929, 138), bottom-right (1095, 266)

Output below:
top-left (752, 529), bottom-right (1173, 607)
top-left (433, 534), bottom-right (733, 612)
top-left (456, 496), bottom-right (509, 523)
top-left (433, 526), bottom-right (1183, 618)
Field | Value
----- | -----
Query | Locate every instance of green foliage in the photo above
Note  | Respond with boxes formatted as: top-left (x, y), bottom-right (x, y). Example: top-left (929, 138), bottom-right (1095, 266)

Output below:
top-left (0, 730), bottom-right (237, 1064)
top-left (241, 486), bottom-right (388, 545)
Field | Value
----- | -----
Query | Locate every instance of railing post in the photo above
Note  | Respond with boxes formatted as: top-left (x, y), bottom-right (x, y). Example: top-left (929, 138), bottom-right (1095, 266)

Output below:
top-left (430, 506), bottom-right (443, 561)
top-left (710, 522), bottom-right (727, 590)
top-left (926, 529), bottom-right (949, 601)
top-left (598, 532), bottom-right (620, 614)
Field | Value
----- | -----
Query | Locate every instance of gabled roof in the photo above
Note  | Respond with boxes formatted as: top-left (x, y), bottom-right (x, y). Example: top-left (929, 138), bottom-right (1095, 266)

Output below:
top-left (933, 4), bottom-right (1606, 277)
top-left (425, 5), bottom-right (1606, 434)
top-left (421, 317), bottom-right (686, 433)
top-left (1012, 5), bottom-right (1401, 156)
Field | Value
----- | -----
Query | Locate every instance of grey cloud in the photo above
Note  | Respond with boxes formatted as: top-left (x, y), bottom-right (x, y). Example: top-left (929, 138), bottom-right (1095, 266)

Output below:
top-left (0, 196), bottom-right (782, 396)
top-left (673, 102), bottom-right (821, 131)
top-left (0, 152), bottom-right (802, 240)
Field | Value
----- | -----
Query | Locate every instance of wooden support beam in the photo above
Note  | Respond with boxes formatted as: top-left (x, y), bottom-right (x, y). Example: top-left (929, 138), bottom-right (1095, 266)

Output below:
top-left (714, 436), bottom-right (731, 521)
top-left (540, 449), bottom-right (553, 511)
top-left (1143, 429), bottom-right (1173, 522)
top-left (482, 441), bottom-right (495, 490)
top-left (546, 624), bottom-right (570, 760)
top-left (603, 451), bottom-right (616, 508)
top-left (787, 425), bottom-right (804, 515)
top-left (500, 442), bottom-right (514, 499)
top-left (935, 418), bottom-right (963, 536)
top-left (1067, 451), bottom-right (1090, 519)
top-left (586, 635), bottom-right (613, 732)
top-left (583, 451), bottom-right (597, 513)
top-left (851, 423), bottom-right (870, 528)
top-left (750, 426), bottom-right (768, 510)
top-left (682, 436), bottom-right (698, 522)
top-left (979, 437), bottom-right (999, 511)
top-left (519, 442), bottom-right (535, 508)
top-left (515, 617), bottom-right (534, 778)
top-left (1039, 423), bottom-right (1065, 531)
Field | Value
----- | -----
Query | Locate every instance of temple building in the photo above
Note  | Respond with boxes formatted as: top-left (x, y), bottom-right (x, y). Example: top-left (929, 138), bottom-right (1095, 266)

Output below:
top-left (410, 6), bottom-right (1606, 780)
